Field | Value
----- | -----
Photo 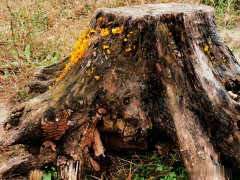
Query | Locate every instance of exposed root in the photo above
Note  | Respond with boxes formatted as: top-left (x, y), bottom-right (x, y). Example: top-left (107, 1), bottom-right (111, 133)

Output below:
top-left (29, 169), bottom-right (43, 180)
top-left (92, 128), bottom-right (105, 157)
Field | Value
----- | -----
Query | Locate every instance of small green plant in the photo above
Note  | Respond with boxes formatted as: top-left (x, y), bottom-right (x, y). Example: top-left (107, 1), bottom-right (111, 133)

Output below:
top-left (42, 165), bottom-right (58, 180)
top-left (230, 45), bottom-right (239, 54)
top-left (24, 44), bottom-right (31, 63)
top-left (132, 152), bottom-right (188, 180)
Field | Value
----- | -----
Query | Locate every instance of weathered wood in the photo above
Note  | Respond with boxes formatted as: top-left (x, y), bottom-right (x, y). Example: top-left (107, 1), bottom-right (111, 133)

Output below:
top-left (57, 156), bottom-right (82, 180)
top-left (0, 146), bottom-right (57, 179)
top-left (28, 57), bottom-right (68, 96)
top-left (1, 3), bottom-right (240, 179)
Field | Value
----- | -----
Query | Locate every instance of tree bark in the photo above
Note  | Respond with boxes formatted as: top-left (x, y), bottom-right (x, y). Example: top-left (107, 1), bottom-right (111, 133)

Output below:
top-left (1, 3), bottom-right (240, 179)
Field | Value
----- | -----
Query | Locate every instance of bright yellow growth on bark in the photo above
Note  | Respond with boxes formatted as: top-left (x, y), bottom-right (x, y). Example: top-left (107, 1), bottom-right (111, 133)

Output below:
top-left (89, 29), bottom-right (97, 36)
top-left (106, 49), bottom-right (111, 55)
top-left (101, 28), bottom-right (110, 37)
top-left (126, 47), bottom-right (132, 52)
top-left (112, 26), bottom-right (124, 35)
top-left (103, 45), bottom-right (109, 49)
top-left (94, 76), bottom-right (100, 80)
top-left (49, 25), bottom-right (125, 90)
top-left (203, 44), bottom-right (215, 60)
top-left (204, 45), bottom-right (209, 53)
top-left (98, 17), bottom-right (104, 22)
top-left (49, 28), bottom-right (95, 89)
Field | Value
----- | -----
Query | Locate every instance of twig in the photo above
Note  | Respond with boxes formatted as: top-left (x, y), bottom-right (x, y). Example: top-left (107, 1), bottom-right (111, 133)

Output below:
top-left (86, 175), bottom-right (101, 180)
top-left (106, 154), bottom-right (138, 165)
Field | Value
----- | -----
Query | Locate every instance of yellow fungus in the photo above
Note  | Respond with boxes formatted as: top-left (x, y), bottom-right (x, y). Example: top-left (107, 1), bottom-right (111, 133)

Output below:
top-left (112, 26), bottom-right (124, 35)
top-left (49, 28), bottom-right (94, 89)
top-left (101, 28), bottom-right (110, 37)
top-left (204, 45), bottom-right (209, 52)
top-left (89, 29), bottom-right (97, 35)
top-left (81, 29), bottom-right (88, 37)
top-left (107, 49), bottom-right (111, 55)
top-left (126, 47), bottom-right (132, 52)
top-left (98, 17), bottom-right (103, 22)
top-left (91, 67), bottom-right (95, 73)
top-left (124, 38), bottom-right (128, 42)
top-left (103, 45), bottom-right (109, 49)
top-left (94, 76), bottom-right (100, 80)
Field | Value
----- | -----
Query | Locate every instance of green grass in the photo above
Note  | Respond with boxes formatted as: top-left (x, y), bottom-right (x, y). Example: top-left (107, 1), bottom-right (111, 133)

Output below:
top-left (202, 0), bottom-right (240, 28)
top-left (131, 152), bottom-right (188, 180)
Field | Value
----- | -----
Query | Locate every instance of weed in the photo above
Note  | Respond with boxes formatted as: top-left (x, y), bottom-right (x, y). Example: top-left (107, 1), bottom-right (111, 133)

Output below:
top-left (42, 165), bottom-right (58, 180)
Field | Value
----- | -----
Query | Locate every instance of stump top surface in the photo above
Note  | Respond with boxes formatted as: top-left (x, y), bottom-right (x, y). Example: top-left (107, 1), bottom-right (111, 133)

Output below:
top-left (98, 3), bottom-right (213, 18)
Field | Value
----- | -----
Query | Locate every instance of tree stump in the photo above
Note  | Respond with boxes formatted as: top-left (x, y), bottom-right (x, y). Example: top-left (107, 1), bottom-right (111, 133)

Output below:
top-left (1, 3), bottom-right (240, 179)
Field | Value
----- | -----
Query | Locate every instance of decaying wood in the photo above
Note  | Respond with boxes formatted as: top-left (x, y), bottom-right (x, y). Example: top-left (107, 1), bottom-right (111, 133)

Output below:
top-left (29, 169), bottom-right (43, 180)
top-left (28, 57), bottom-right (68, 96)
top-left (57, 156), bottom-right (82, 180)
top-left (0, 146), bottom-right (57, 178)
top-left (41, 109), bottom-right (71, 142)
top-left (92, 128), bottom-right (105, 157)
top-left (1, 3), bottom-right (240, 179)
